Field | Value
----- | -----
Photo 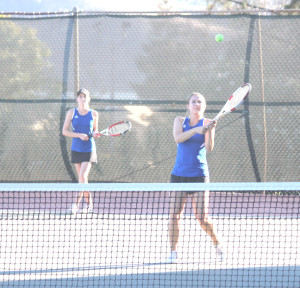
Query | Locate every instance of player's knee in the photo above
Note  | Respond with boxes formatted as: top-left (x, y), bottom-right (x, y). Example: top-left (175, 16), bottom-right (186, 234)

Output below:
top-left (79, 174), bottom-right (88, 183)
top-left (169, 213), bottom-right (181, 221)
top-left (196, 216), bottom-right (210, 226)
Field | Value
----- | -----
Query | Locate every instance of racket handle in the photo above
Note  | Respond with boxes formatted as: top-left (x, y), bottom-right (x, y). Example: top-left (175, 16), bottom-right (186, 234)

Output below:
top-left (88, 132), bottom-right (101, 138)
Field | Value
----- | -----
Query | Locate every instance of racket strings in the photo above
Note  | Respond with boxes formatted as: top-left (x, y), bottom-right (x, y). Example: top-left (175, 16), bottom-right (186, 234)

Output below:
top-left (227, 87), bottom-right (250, 110)
top-left (110, 123), bottom-right (130, 135)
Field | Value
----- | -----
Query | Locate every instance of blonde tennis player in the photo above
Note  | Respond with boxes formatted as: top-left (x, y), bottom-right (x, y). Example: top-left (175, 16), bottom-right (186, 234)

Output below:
top-left (167, 92), bottom-right (224, 263)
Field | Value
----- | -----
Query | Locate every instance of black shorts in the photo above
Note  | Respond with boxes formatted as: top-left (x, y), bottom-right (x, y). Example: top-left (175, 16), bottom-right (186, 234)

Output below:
top-left (170, 174), bottom-right (209, 194)
top-left (71, 151), bottom-right (97, 164)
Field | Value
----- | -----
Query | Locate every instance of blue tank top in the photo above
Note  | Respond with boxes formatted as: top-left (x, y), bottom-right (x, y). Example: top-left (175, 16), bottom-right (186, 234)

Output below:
top-left (171, 117), bottom-right (209, 177)
top-left (71, 108), bottom-right (96, 152)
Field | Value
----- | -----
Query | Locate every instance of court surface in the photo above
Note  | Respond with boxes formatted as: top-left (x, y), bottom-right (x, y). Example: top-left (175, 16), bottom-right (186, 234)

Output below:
top-left (0, 210), bottom-right (299, 287)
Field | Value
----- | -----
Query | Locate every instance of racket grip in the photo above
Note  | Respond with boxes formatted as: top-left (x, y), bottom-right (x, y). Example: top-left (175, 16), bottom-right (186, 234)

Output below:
top-left (88, 132), bottom-right (100, 138)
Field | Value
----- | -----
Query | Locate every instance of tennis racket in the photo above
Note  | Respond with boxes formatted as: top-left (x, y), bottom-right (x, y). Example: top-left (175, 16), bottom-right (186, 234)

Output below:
top-left (213, 83), bottom-right (252, 121)
top-left (90, 121), bottom-right (132, 137)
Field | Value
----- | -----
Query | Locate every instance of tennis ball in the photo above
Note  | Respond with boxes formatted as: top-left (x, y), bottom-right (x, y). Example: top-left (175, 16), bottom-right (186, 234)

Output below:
top-left (215, 34), bottom-right (224, 42)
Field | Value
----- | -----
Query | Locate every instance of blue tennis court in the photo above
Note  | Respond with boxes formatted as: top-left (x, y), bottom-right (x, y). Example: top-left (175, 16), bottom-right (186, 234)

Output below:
top-left (0, 183), bottom-right (299, 287)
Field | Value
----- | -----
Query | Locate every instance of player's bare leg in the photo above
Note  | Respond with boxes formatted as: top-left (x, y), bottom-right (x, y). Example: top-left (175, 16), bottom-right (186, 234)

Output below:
top-left (167, 191), bottom-right (188, 263)
top-left (78, 162), bottom-right (93, 213)
top-left (192, 190), bottom-right (224, 261)
top-left (68, 162), bottom-right (93, 214)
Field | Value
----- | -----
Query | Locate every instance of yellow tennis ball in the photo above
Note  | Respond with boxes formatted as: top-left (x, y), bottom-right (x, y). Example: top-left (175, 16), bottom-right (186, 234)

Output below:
top-left (215, 34), bottom-right (224, 42)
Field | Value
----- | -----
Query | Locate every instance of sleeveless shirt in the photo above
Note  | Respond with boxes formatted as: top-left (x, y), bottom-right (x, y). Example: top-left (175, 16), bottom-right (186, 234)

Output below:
top-left (71, 108), bottom-right (96, 152)
top-left (171, 117), bottom-right (209, 177)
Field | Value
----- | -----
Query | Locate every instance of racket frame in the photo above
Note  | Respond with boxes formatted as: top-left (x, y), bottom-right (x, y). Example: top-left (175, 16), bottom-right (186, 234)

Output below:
top-left (94, 121), bottom-right (132, 137)
top-left (213, 83), bottom-right (251, 121)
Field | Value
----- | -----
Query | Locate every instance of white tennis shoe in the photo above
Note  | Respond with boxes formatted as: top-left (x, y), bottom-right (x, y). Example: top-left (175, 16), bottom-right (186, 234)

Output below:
top-left (82, 203), bottom-right (93, 214)
top-left (68, 204), bottom-right (78, 214)
top-left (166, 251), bottom-right (178, 264)
top-left (215, 245), bottom-right (225, 262)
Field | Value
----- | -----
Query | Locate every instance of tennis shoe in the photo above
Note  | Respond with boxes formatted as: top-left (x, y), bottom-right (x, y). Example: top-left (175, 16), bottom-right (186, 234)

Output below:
top-left (68, 204), bottom-right (78, 214)
top-left (82, 203), bottom-right (93, 214)
top-left (166, 251), bottom-right (178, 264)
top-left (215, 245), bottom-right (225, 262)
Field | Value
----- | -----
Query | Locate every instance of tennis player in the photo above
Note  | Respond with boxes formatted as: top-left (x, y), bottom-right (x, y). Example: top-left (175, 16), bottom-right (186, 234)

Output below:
top-left (62, 88), bottom-right (100, 214)
top-left (167, 92), bottom-right (224, 263)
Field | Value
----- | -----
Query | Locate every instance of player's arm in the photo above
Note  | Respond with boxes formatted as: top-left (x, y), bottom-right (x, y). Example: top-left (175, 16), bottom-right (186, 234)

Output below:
top-left (62, 109), bottom-right (89, 141)
top-left (173, 116), bottom-right (207, 144)
top-left (92, 110), bottom-right (100, 138)
top-left (204, 118), bottom-right (217, 152)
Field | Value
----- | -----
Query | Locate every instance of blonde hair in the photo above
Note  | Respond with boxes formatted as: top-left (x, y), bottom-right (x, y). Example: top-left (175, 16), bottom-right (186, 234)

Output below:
top-left (187, 92), bottom-right (206, 105)
top-left (186, 92), bottom-right (207, 115)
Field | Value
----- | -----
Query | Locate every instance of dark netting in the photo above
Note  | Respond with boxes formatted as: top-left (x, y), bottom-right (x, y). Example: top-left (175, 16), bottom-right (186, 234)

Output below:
top-left (0, 13), bottom-right (299, 182)
top-left (0, 182), bottom-right (299, 287)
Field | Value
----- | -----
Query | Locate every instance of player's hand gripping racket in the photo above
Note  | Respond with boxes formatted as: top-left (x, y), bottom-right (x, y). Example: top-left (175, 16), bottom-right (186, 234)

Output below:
top-left (90, 121), bottom-right (132, 138)
top-left (213, 83), bottom-right (252, 121)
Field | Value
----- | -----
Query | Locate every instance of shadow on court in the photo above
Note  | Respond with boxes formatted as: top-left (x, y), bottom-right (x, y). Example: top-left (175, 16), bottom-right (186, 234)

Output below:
top-left (1, 265), bottom-right (299, 288)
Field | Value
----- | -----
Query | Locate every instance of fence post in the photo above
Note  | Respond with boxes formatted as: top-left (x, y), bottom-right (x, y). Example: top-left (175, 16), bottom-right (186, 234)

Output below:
top-left (73, 6), bottom-right (79, 96)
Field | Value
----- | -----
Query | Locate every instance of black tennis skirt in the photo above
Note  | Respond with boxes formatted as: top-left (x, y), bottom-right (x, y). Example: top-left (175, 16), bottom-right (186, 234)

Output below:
top-left (71, 151), bottom-right (97, 164)
top-left (170, 174), bottom-right (209, 194)
top-left (170, 174), bottom-right (209, 183)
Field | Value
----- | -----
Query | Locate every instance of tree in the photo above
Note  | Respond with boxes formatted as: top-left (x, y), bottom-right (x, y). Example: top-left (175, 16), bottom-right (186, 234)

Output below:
top-left (285, 0), bottom-right (300, 8)
top-left (0, 20), bottom-right (52, 98)
top-left (158, 0), bottom-right (291, 11)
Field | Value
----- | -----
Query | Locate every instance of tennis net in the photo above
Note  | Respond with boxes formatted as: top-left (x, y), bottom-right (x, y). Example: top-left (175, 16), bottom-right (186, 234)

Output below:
top-left (0, 182), bottom-right (299, 288)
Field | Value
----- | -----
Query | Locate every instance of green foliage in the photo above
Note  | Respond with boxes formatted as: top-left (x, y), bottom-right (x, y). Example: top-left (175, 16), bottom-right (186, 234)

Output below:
top-left (0, 21), bottom-right (51, 98)
top-left (285, 0), bottom-right (300, 9)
